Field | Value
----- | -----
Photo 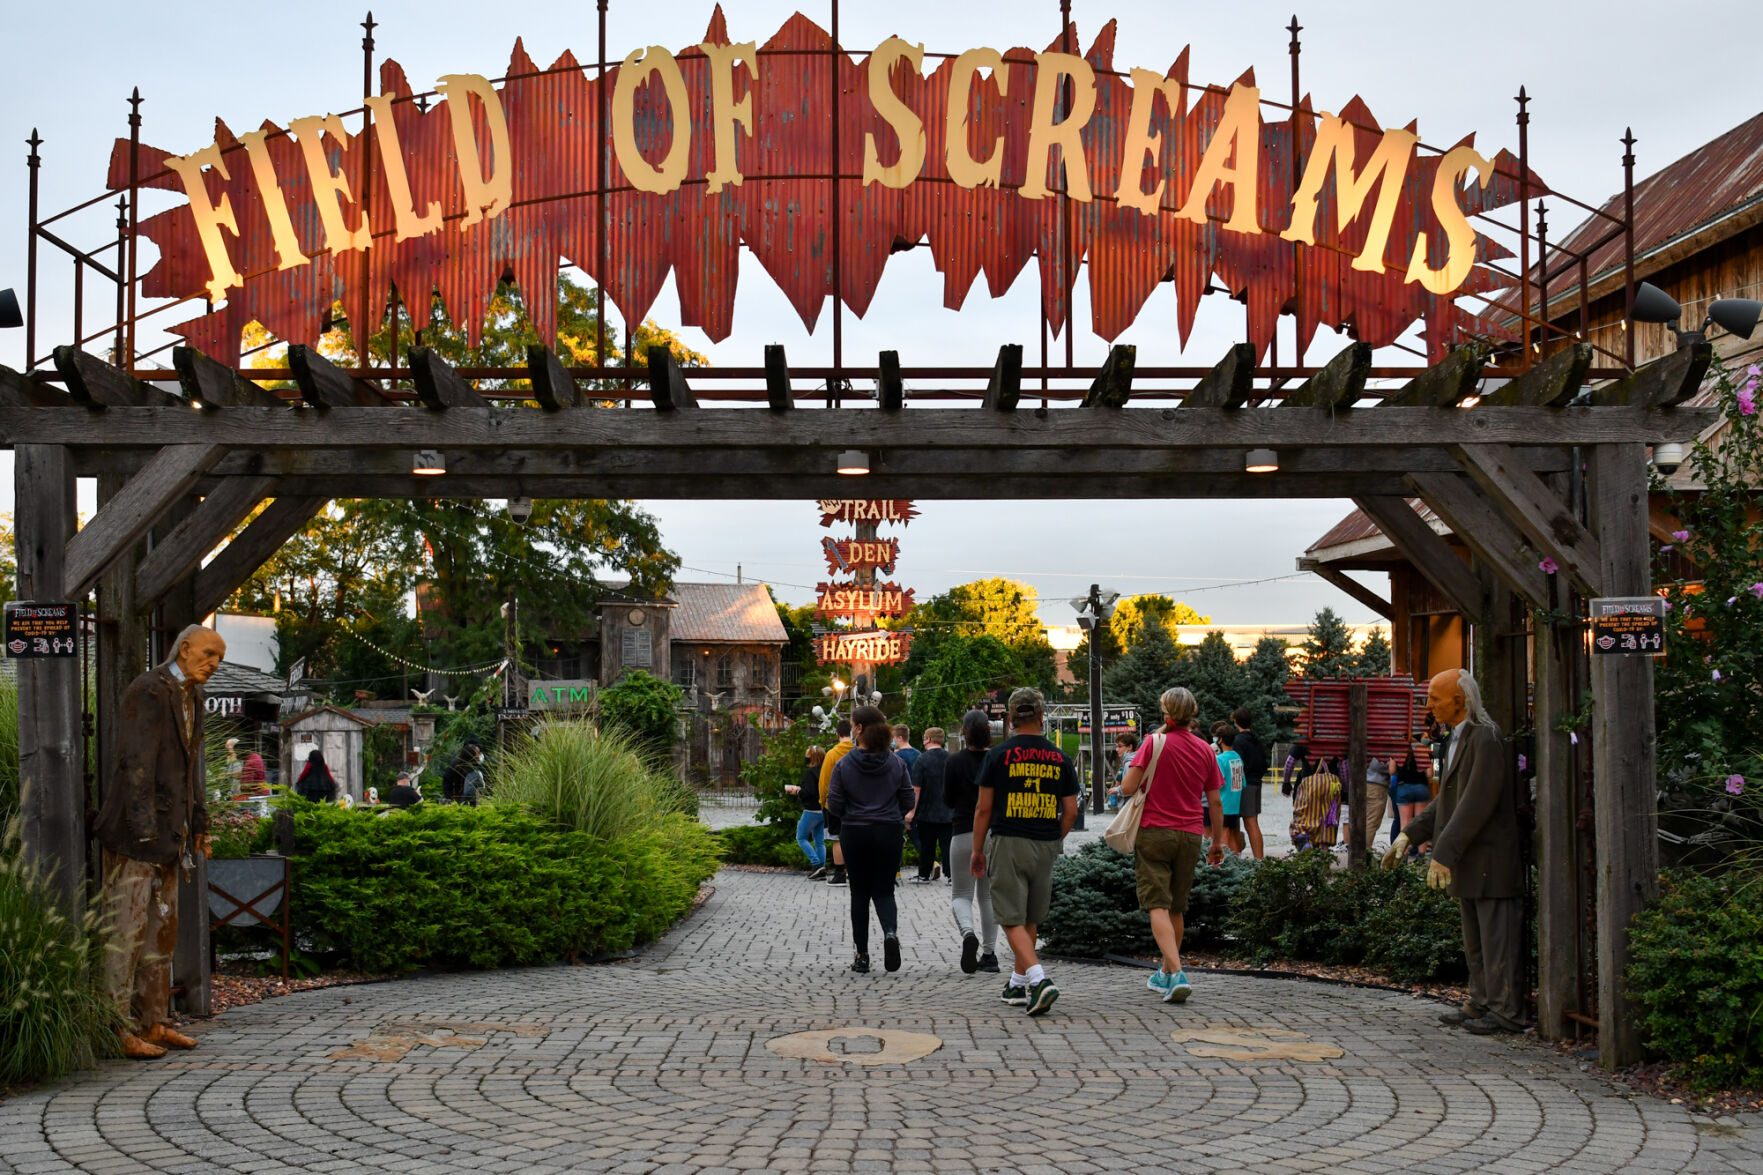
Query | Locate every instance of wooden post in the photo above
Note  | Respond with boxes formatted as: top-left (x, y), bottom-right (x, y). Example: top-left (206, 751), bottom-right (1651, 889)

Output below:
top-left (14, 445), bottom-right (84, 914)
top-left (1533, 608), bottom-right (1578, 1041)
top-left (1347, 681), bottom-right (1368, 868)
top-left (95, 472), bottom-right (149, 848)
top-left (1587, 442), bottom-right (1657, 1067)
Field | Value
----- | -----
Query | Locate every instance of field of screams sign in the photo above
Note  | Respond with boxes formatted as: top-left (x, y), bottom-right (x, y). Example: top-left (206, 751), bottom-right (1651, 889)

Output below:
top-left (117, 6), bottom-right (1537, 367)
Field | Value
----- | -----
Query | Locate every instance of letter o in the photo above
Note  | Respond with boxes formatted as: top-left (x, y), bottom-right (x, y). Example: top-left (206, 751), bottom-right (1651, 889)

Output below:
top-left (613, 46), bottom-right (692, 194)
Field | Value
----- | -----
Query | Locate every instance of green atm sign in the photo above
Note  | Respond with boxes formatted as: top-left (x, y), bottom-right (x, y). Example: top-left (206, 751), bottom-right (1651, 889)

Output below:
top-left (530, 680), bottom-right (596, 710)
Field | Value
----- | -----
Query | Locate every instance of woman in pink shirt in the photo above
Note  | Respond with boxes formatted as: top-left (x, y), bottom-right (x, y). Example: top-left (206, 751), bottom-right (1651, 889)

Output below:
top-left (1117, 687), bottom-right (1226, 1004)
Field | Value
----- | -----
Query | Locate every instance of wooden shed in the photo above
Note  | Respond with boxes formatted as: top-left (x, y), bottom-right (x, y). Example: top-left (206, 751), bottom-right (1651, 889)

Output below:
top-left (280, 705), bottom-right (377, 802)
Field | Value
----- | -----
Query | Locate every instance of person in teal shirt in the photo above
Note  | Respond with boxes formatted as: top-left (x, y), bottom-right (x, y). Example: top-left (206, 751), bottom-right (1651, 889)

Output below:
top-left (1211, 721), bottom-right (1247, 856)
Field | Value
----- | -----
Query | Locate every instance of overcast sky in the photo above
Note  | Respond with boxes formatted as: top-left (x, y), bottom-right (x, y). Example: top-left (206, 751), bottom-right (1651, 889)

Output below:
top-left (2, 0), bottom-right (1755, 628)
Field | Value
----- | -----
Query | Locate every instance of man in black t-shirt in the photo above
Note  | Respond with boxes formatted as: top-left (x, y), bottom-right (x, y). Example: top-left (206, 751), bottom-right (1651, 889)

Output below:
top-left (971, 687), bottom-right (1079, 1016)
top-left (1231, 708), bottom-right (1269, 860)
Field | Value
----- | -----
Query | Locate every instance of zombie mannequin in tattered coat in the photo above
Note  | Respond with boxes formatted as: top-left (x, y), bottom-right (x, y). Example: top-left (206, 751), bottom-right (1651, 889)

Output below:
top-left (92, 624), bottom-right (225, 1059)
top-left (1383, 668), bottom-right (1525, 1034)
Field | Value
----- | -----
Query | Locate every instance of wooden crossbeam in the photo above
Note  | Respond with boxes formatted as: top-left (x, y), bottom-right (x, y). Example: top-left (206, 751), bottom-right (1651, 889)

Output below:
top-left (1451, 442), bottom-right (1605, 597)
top-left (1181, 344), bottom-right (1256, 409)
top-left (1083, 345), bottom-right (1137, 408)
top-left (193, 496), bottom-right (328, 617)
top-left (647, 348), bottom-right (697, 411)
top-left (288, 345), bottom-right (393, 408)
top-left (53, 346), bottom-right (182, 407)
top-left (1353, 495), bottom-right (1484, 616)
top-left (1284, 343), bottom-right (1372, 408)
top-left (524, 344), bottom-right (583, 411)
top-left (1407, 471), bottom-right (1552, 607)
top-left (983, 344), bottom-right (1023, 411)
top-left (0, 405), bottom-right (1714, 450)
top-left (173, 347), bottom-right (281, 407)
top-left (764, 345), bottom-right (792, 411)
top-left (878, 351), bottom-right (905, 410)
top-left (1295, 557), bottom-right (1394, 619)
top-left (135, 475), bottom-right (276, 606)
top-left (1381, 343), bottom-right (1488, 407)
top-left (408, 346), bottom-right (487, 409)
top-left (1592, 341), bottom-right (1712, 408)
top-left (1482, 343), bottom-right (1591, 407)
top-left (62, 444), bottom-right (227, 597)
top-left (0, 363), bottom-right (71, 407)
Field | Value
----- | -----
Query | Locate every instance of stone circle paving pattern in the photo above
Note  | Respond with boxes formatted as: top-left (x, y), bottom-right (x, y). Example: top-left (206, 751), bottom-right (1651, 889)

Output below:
top-left (2, 868), bottom-right (1760, 1174)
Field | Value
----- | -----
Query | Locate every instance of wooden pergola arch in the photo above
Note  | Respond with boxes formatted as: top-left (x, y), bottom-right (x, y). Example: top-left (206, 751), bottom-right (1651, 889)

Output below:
top-left (1, 334), bottom-right (1713, 1067)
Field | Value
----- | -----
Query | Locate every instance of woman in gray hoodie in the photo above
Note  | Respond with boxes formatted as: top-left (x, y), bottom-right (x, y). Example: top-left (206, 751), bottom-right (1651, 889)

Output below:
top-left (826, 704), bottom-right (917, 973)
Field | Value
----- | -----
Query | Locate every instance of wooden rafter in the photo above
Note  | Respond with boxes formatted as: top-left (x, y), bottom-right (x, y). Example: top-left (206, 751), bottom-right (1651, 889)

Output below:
top-left (173, 346), bottom-right (282, 407)
top-left (764, 345), bottom-right (792, 411)
top-left (1591, 341), bottom-right (1711, 408)
top-left (1483, 343), bottom-right (1591, 407)
top-left (1451, 442), bottom-right (1605, 598)
top-left (135, 475), bottom-right (276, 607)
top-left (1407, 471), bottom-right (1552, 608)
top-left (62, 444), bottom-right (227, 597)
top-left (1284, 342), bottom-right (1372, 408)
top-left (288, 345), bottom-right (393, 408)
top-left (1180, 344), bottom-right (1256, 409)
top-left (646, 348), bottom-right (696, 411)
top-left (408, 345), bottom-right (488, 409)
top-left (983, 344), bottom-right (1023, 411)
top-left (1083, 345), bottom-right (1136, 408)
top-left (1352, 495), bottom-right (1484, 617)
top-left (192, 496), bottom-right (328, 617)
top-left (525, 344), bottom-right (584, 411)
top-left (1295, 557), bottom-right (1393, 619)
top-left (1382, 343), bottom-right (1488, 407)
top-left (54, 345), bottom-right (181, 407)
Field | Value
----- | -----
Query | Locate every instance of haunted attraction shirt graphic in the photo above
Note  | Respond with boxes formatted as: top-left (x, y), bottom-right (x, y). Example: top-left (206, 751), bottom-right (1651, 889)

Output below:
top-left (979, 735), bottom-right (1080, 842)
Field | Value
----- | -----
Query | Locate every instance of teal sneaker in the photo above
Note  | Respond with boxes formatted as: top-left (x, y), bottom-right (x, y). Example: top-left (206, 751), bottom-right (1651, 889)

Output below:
top-left (1000, 981), bottom-right (1028, 1006)
top-left (1162, 970), bottom-right (1192, 1004)
top-left (1147, 967), bottom-right (1173, 995)
top-left (1025, 978), bottom-right (1060, 1016)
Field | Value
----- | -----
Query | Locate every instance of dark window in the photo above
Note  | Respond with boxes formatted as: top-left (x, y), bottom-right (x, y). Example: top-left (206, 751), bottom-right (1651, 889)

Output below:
top-left (716, 656), bottom-right (735, 690)
top-left (621, 627), bottom-right (651, 669)
top-left (676, 660), bottom-right (696, 689)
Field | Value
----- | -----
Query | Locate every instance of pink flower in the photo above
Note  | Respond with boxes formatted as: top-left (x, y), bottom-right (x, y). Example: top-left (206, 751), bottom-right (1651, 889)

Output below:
top-left (1672, 530), bottom-right (1690, 542)
top-left (1713, 669), bottom-right (1723, 682)
top-left (1517, 754), bottom-right (1529, 772)
top-left (1750, 365), bottom-right (1761, 377)
top-left (1662, 599), bottom-right (1673, 610)
top-left (1539, 557), bottom-right (1559, 575)
top-left (1751, 582), bottom-right (1763, 598)
top-left (1728, 775), bottom-right (1746, 796)
top-left (1739, 389), bottom-right (1759, 417)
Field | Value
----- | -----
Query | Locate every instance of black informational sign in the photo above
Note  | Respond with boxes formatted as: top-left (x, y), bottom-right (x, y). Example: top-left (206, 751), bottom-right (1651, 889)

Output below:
top-left (1589, 596), bottom-right (1666, 657)
top-left (3, 601), bottom-right (77, 658)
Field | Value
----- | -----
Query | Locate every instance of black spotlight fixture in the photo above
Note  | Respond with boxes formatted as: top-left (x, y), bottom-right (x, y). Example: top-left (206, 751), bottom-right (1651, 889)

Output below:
top-left (0, 288), bottom-right (21, 330)
top-left (1631, 281), bottom-right (1763, 349)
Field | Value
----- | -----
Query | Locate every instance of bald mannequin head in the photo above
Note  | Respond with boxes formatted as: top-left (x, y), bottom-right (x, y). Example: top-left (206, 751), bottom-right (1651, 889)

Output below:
top-left (174, 628), bottom-right (226, 686)
top-left (1427, 669), bottom-right (1469, 727)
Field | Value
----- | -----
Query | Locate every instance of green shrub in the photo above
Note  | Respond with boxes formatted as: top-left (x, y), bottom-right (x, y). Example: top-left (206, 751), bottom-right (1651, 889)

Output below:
top-left (207, 803), bottom-right (268, 859)
top-left (598, 669), bottom-right (683, 757)
top-left (1041, 843), bottom-right (1255, 958)
top-left (1629, 871), bottom-right (1763, 1089)
top-left (251, 804), bottom-right (719, 972)
top-left (1360, 871), bottom-right (1468, 983)
top-left (714, 823), bottom-right (809, 868)
top-left (1227, 850), bottom-right (1343, 963)
top-left (490, 719), bottom-right (690, 840)
top-left (1182, 854), bottom-right (1256, 950)
top-left (0, 839), bottom-right (120, 1087)
top-left (0, 677), bottom-right (17, 828)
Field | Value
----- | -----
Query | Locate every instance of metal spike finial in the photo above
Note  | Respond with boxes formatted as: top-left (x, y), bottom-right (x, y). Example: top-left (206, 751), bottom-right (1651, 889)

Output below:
top-left (128, 87), bottom-right (142, 127)
top-left (362, 11), bottom-right (376, 50)
top-left (27, 128), bottom-right (41, 165)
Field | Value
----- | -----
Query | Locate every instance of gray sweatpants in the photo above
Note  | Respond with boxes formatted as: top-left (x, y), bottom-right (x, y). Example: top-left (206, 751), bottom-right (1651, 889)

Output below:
top-left (949, 832), bottom-right (996, 955)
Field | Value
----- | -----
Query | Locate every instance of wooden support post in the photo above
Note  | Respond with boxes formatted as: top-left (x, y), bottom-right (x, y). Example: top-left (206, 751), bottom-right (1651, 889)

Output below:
top-left (1533, 606), bottom-right (1578, 1041)
top-left (94, 473), bottom-right (149, 866)
top-left (877, 351), bottom-right (904, 411)
top-left (173, 346), bottom-right (282, 407)
top-left (61, 444), bottom-right (227, 598)
top-left (1482, 343), bottom-right (1591, 407)
top-left (1284, 342), bottom-right (1372, 408)
top-left (1472, 573), bottom-right (1521, 734)
top-left (135, 476), bottom-right (275, 607)
top-left (1452, 444), bottom-right (1605, 598)
top-left (646, 347), bottom-right (696, 411)
top-left (1381, 343), bottom-right (1488, 407)
top-left (1586, 441), bottom-right (1657, 1068)
top-left (14, 445), bottom-right (83, 914)
top-left (1590, 342), bottom-right (1712, 408)
top-left (1295, 557), bottom-right (1393, 619)
top-left (1181, 343), bottom-right (1256, 409)
top-left (764, 345), bottom-right (792, 411)
top-left (983, 344), bottom-right (1023, 411)
top-left (1347, 681), bottom-right (1368, 868)
top-left (1408, 472), bottom-right (1552, 608)
top-left (524, 345), bottom-right (584, 411)
top-left (408, 345), bottom-right (488, 409)
top-left (192, 497), bottom-right (328, 618)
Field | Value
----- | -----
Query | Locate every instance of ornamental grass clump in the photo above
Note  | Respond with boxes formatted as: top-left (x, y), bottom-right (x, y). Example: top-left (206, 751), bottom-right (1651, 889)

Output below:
top-left (0, 823), bottom-right (120, 1089)
top-left (490, 718), bottom-right (691, 841)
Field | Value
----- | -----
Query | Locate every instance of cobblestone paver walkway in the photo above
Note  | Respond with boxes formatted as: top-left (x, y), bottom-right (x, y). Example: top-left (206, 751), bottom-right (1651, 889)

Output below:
top-left (4, 869), bottom-right (1760, 1174)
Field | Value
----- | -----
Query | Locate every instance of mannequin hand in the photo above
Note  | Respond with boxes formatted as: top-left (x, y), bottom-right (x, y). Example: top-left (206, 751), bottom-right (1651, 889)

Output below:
top-left (1426, 859), bottom-right (1453, 890)
top-left (1381, 834), bottom-right (1409, 870)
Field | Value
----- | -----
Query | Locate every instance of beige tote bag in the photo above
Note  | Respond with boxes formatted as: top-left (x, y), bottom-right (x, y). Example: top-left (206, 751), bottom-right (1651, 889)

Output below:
top-left (1103, 733), bottom-right (1166, 854)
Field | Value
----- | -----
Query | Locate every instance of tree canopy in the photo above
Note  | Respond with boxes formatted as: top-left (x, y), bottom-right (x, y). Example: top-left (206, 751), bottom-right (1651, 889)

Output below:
top-left (1299, 607), bottom-right (1359, 679)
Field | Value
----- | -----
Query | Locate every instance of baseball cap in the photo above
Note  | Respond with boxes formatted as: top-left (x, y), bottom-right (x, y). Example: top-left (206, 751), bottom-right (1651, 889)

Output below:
top-left (1008, 686), bottom-right (1044, 720)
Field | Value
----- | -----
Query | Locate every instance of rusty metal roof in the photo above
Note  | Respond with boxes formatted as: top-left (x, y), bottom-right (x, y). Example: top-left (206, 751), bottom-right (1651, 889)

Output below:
top-left (1306, 498), bottom-right (1444, 559)
top-left (670, 582), bottom-right (788, 645)
top-left (1544, 112), bottom-right (1763, 297)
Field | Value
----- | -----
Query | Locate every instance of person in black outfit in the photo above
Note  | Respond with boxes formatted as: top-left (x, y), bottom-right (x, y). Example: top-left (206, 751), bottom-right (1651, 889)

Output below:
top-left (825, 704), bottom-right (916, 973)
top-left (1230, 707), bottom-right (1270, 860)
top-left (442, 737), bottom-right (485, 804)
top-left (907, 727), bottom-right (954, 884)
top-left (386, 773), bottom-right (423, 809)
top-left (294, 751), bottom-right (340, 804)
top-left (945, 710), bottom-right (1000, 974)
top-left (785, 745), bottom-right (828, 879)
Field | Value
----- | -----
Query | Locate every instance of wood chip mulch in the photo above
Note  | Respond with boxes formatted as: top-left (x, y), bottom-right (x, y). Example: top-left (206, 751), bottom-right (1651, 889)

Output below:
top-left (1108, 948), bottom-right (1472, 1006)
top-left (1540, 1043), bottom-right (1763, 1116)
top-left (210, 962), bottom-right (390, 1013)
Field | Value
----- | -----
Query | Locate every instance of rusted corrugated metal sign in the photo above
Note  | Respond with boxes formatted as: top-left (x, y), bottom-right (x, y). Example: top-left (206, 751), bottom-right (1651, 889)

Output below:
top-left (109, 7), bottom-right (1537, 367)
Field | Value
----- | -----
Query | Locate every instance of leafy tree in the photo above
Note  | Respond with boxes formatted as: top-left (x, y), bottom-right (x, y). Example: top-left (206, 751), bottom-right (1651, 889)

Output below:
top-left (1355, 629), bottom-right (1393, 676)
top-left (903, 577), bottom-right (1056, 692)
top-left (1300, 607), bottom-right (1358, 679)
top-left (1102, 614), bottom-right (1187, 733)
top-left (1109, 594), bottom-right (1209, 650)
top-left (598, 669), bottom-right (683, 759)
top-left (904, 635), bottom-right (1022, 734)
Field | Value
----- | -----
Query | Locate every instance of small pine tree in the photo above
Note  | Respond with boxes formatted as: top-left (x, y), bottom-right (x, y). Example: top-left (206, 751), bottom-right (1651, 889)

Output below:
top-left (1243, 635), bottom-right (1296, 742)
top-left (1301, 607), bottom-right (1357, 679)
top-left (1355, 629), bottom-right (1393, 675)
top-left (1102, 615), bottom-right (1187, 733)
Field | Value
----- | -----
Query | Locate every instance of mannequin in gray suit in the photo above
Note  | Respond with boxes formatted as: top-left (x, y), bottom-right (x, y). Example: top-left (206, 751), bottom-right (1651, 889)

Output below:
top-left (1383, 668), bottom-right (1524, 1034)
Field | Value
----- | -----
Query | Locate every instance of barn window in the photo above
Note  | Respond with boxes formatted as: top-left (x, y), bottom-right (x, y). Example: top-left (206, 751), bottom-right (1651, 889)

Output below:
top-left (622, 626), bottom-right (652, 668)
top-left (716, 656), bottom-right (735, 690)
